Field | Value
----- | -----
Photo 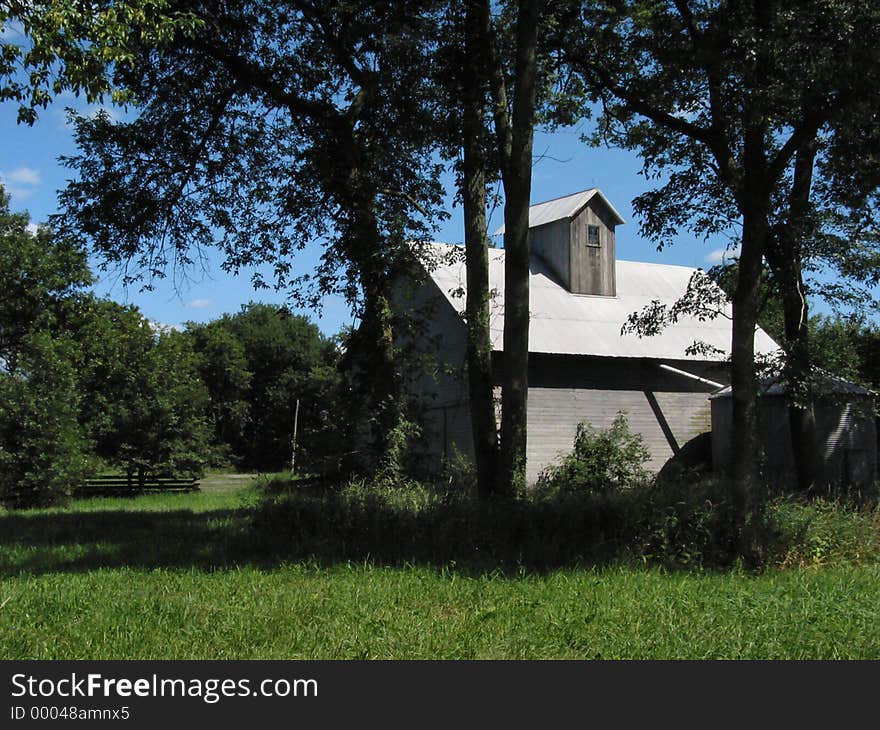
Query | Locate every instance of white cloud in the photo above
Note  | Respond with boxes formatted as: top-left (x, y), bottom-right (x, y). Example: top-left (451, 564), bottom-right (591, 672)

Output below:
top-left (6, 167), bottom-right (41, 186)
top-left (0, 167), bottom-right (42, 201)
top-left (705, 245), bottom-right (741, 265)
top-left (148, 321), bottom-right (183, 334)
top-left (26, 223), bottom-right (39, 235)
top-left (185, 298), bottom-right (214, 309)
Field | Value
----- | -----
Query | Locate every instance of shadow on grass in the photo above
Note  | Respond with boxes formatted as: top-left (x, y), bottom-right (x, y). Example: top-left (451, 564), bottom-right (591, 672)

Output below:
top-left (0, 508), bottom-right (255, 577)
top-left (0, 478), bottom-right (786, 577)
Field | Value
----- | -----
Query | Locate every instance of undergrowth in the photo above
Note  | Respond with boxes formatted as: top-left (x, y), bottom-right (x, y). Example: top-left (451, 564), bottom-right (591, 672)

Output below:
top-left (251, 475), bottom-right (794, 570)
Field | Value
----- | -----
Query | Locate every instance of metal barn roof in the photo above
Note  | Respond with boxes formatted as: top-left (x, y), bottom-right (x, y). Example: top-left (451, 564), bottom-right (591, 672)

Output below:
top-left (422, 242), bottom-right (780, 362)
top-left (494, 188), bottom-right (626, 234)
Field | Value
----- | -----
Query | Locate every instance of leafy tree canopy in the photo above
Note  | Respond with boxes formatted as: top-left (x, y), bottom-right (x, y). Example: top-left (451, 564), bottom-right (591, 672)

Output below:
top-left (0, 186), bottom-right (92, 367)
top-left (1, 0), bottom-right (203, 123)
top-left (54, 0), bottom-right (448, 312)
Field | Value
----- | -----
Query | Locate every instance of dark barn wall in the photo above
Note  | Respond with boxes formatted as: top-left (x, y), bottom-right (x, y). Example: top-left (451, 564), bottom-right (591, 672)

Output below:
top-left (530, 220), bottom-right (571, 289)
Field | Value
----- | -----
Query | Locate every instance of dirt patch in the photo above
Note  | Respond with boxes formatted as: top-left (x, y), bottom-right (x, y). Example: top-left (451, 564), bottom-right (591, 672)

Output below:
top-left (198, 473), bottom-right (259, 493)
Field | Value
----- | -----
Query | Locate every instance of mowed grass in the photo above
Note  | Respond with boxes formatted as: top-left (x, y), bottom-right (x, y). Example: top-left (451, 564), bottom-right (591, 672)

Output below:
top-left (0, 476), bottom-right (878, 659)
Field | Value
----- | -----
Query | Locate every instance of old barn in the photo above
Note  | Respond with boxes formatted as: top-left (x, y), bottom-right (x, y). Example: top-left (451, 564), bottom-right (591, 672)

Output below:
top-left (400, 188), bottom-right (778, 483)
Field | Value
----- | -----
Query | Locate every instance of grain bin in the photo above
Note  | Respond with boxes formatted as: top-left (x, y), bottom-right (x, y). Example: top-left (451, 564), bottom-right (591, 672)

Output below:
top-left (710, 374), bottom-right (877, 489)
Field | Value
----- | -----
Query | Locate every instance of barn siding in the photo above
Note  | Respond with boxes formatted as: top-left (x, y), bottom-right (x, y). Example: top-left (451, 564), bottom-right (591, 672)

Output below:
top-left (397, 271), bottom-right (729, 484)
top-left (394, 266), bottom-right (474, 469)
top-left (523, 354), bottom-right (720, 483)
top-left (569, 200), bottom-right (616, 296)
top-left (711, 395), bottom-right (878, 488)
top-left (413, 350), bottom-right (724, 484)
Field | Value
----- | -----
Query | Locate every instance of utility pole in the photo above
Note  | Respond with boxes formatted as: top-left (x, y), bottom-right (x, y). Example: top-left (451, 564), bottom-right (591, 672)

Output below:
top-left (291, 398), bottom-right (300, 475)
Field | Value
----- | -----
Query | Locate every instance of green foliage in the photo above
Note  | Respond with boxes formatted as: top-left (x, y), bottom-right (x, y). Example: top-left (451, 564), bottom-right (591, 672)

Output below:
top-left (186, 303), bottom-right (342, 472)
top-left (772, 498), bottom-right (880, 568)
top-left (250, 471), bottom-right (775, 570)
top-left (536, 414), bottom-right (650, 496)
top-left (0, 188), bottom-right (92, 366)
top-left (53, 1), bottom-right (446, 301)
top-left (108, 331), bottom-right (210, 478)
top-left (184, 320), bottom-right (251, 463)
top-left (0, 190), bottom-right (214, 502)
top-left (0, 332), bottom-right (88, 507)
top-left (809, 314), bottom-right (880, 388)
top-left (1, 0), bottom-right (203, 123)
top-left (0, 189), bottom-right (93, 506)
top-left (68, 297), bottom-right (210, 478)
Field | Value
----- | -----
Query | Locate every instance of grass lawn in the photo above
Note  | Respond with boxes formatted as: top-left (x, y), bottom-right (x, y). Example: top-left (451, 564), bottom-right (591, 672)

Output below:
top-left (0, 475), bottom-right (878, 660)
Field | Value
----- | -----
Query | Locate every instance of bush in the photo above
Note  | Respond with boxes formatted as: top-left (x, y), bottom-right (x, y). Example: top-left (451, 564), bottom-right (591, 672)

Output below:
top-left (536, 413), bottom-right (650, 495)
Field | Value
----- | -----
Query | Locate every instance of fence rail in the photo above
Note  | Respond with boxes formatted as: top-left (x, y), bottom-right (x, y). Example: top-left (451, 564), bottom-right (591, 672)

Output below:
top-left (76, 475), bottom-right (200, 496)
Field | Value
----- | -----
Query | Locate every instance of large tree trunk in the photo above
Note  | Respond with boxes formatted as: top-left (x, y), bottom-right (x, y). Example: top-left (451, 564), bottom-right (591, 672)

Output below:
top-left (766, 142), bottom-right (820, 493)
top-left (730, 212), bottom-right (765, 515)
top-left (489, 0), bottom-right (540, 494)
top-left (728, 5), bottom-right (772, 518)
top-left (340, 157), bottom-right (405, 474)
top-left (361, 278), bottom-right (402, 463)
top-left (780, 276), bottom-right (819, 492)
top-left (730, 122), bottom-right (771, 515)
top-left (461, 0), bottom-right (499, 500)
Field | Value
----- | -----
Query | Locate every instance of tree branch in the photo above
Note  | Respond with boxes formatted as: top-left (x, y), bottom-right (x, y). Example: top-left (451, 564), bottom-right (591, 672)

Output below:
top-left (377, 188), bottom-right (429, 217)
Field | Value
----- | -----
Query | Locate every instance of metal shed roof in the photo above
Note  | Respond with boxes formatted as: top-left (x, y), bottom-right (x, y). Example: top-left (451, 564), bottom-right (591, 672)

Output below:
top-left (422, 242), bottom-right (780, 362)
top-left (494, 188), bottom-right (626, 234)
top-left (710, 371), bottom-right (875, 398)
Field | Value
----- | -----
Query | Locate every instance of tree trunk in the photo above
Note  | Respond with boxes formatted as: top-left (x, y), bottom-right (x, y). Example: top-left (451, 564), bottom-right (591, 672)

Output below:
top-left (356, 266), bottom-right (403, 472)
top-left (730, 120), bottom-right (771, 514)
top-left (766, 141), bottom-right (820, 493)
top-left (729, 8), bottom-right (772, 518)
top-left (494, 0), bottom-right (540, 494)
top-left (730, 210), bottom-right (764, 514)
top-left (329, 108), bottom-right (406, 475)
top-left (461, 0), bottom-right (499, 500)
top-left (780, 278), bottom-right (819, 492)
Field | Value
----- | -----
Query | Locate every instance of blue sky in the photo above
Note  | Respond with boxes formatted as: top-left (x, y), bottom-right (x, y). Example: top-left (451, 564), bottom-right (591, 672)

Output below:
top-left (1, 98), bottom-right (740, 337)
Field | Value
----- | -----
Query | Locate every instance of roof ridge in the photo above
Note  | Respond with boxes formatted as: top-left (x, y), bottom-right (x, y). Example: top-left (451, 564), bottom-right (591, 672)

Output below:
top-left (529, 187), bottom-right (597, 207)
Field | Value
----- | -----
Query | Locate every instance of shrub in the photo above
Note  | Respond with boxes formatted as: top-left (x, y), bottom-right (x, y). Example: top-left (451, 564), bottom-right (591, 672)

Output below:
top-left (536, 413), bottom-right (650, 495)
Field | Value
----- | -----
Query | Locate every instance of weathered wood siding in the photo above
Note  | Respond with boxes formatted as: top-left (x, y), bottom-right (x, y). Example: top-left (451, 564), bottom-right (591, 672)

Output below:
top-left (569, 199), bottom-right (616, 296)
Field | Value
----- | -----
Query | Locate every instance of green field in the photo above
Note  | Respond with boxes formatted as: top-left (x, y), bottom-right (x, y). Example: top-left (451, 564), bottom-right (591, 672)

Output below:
top-left (1, 475), bottom-right (878, 659)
